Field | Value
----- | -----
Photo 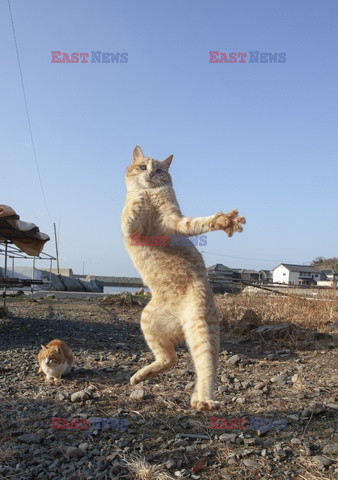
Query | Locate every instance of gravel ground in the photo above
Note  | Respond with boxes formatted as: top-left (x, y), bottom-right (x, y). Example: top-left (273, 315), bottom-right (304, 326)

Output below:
top-left (0, 295), bottom-right (337, 480)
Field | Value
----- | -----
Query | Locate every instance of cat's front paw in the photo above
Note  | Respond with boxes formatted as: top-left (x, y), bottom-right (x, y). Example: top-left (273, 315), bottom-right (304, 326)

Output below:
top-left (132, 194), bottom-right (145, 217)
top-left (210, 210), bottom-right (246, 237)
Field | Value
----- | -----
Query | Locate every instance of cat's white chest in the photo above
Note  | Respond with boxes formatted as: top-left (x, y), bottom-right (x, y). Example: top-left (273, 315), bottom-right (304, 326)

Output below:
top-left (42, 360), bottom-right (69, 377)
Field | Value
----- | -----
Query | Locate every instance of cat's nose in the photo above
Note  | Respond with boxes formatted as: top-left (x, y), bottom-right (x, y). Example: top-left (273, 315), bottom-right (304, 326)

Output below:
top-left (149, 172), bottom-right (155, 178)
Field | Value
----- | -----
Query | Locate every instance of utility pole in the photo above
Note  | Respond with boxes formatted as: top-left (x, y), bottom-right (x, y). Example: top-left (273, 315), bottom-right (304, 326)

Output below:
top-left (53, 223), bottom-right (60, 274)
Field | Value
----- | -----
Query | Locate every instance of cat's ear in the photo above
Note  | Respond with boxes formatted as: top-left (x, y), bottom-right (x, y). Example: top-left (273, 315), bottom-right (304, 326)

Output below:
top-left (162, 154), bottom-right (173, 170)
top-left (41, 344), bottom-right (46, 350)
top-left (133, 145), bottom-right (144, 162)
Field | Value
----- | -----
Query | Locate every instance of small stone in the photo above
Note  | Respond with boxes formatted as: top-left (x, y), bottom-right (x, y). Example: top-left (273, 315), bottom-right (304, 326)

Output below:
top-left (291, 374), bottom-right (298, 383)
top-left (255, 382), bottom-right (266, 390)
top-left (257, 426), bottom-right (270, 437)
top-left (219, 433), bottom-right (237, 443)
top-left (243, 459), bottom-right (259, 469)
top-left (17, 434), bottom-right (41, 444)
top-left (327, 403), bottom-right (338, 411)
top-left (312, 455), bottom-right (335, 468)
top-left (221, 374), bottom-right (232, 383)
top-left (236, 397), bottom-right (245, 404)
top-left (287, 414), bottom-right (299, 422)
top-left (244, 438), bottom-right (257, 446)
top-left (251, 389), bottom-right (264, 396)
top-left (277, 348), bottom-right (291, 354)
top-left (323, 444), bottom-right (338, 455)
top-left (78, 442), bottom-right (88, 450)
top-left (66, 447), bottom-right (83, 459)
top-left (165, 459), bottom-right (177, 470)
top-left (70, 390), bottom-right (90, 403)
top-left (185, 382), bottom-right (194, 391)
top-left (275, 372), bottom-right (289, 384)
top-left (291, 438), bottom-right (302, 445)
top-left (304, 446), bottom-right (313, 456)
top-left (130, 389), bottom-right (145, 400)
top-left (218, 386), bottom-right (228, 394)
top-left (308, 402), bottom-right (326, 414)
top-left (266, 354), bottom-right (277, 361)
top-left (226, 355), bottom-right (241, 366)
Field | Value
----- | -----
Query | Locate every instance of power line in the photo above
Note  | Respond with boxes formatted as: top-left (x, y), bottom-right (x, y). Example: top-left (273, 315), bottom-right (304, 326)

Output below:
top-left (7, 0), bottom-right (53, 223)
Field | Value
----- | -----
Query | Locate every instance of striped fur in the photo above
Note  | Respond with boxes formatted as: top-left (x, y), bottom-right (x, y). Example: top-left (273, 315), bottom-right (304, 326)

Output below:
top-left (121, 146), bottom-right (245, 411)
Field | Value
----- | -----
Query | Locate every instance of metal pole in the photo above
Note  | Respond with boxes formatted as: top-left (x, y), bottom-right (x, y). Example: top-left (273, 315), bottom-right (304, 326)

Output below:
top-left (31, 256), bottom-right (35, 298)
top-left (3, 241), bottom-right (8, 308)
top-left (49, 258), bottom-right (52, 291)
top-left (54, 223), bottom-right (60, 274)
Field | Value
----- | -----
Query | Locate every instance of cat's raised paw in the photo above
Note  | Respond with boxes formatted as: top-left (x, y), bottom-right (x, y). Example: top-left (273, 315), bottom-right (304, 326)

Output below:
top-left (191, 400), bottom-right (221, 411)
top-left (210, 210), bottom-right (246, 237)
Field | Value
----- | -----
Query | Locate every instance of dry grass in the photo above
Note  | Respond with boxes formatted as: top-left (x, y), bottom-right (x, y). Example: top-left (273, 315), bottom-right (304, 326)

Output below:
top-left (215, 288), bottom-right (338, 331)
top-left (122, 454), bottom-right (173, 480)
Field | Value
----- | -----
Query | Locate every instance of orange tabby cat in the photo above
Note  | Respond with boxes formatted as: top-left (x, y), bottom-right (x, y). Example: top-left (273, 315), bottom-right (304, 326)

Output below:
top-left (38, 339), bottom-right (74, 383)
top-left (121, 146), bottom-right (245, 411)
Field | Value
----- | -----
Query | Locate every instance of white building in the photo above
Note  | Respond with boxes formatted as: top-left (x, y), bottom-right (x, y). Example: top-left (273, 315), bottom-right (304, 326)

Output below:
top-left (272, 263), bottom-right (324, 285)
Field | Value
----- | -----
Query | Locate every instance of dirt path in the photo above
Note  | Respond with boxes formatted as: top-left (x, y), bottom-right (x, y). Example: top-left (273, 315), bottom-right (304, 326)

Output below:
top-left (0, 296), bottom-right (337, 479)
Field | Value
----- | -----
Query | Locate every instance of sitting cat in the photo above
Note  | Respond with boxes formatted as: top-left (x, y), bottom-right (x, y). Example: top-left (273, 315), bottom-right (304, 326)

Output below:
top-left (121, 146), bottom-right (245, 411)
top-left (38, 339), bottom-right (74, 383)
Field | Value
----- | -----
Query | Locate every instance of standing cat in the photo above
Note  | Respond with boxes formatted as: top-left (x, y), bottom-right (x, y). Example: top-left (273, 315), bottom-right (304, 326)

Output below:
top-left (121, 146), bottom-right (245, 411)
top-left (38, 339), bottom-right (74, 383)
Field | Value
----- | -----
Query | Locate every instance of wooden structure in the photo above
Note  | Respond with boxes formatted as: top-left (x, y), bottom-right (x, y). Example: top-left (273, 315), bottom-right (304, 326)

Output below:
top-left (0, 205), bottom-right (55, 307)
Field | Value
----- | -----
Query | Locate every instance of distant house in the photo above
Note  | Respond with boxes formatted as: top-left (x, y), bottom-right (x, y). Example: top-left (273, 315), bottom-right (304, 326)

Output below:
top-left (317, 269), bottom-right (338, 287)
top-left (207, 264), bottom-right (272, 287)
top-left (233, 269), bottom-right (258, 283)
top-left (207, 264), bottom-right (237, 283)
top-left (320, 270), bottom-right (338, 282)
top-left (260, 269), bottom-right (273, 283)
top-left (206, 264), bottom-right (240, 293)
top-left (272, 263), bottom-right (325, 285)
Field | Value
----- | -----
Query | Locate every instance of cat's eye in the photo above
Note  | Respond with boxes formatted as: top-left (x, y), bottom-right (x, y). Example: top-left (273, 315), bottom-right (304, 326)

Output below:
top-left (156, 168), bottom-right (162, 174)
top-left (139, 165), bottom-right (147, 170)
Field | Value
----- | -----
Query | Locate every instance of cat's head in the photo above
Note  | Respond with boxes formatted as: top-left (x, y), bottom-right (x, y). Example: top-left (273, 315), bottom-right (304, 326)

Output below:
top-left (40, 344), bottom-right (63, 366)
top-left (125, 146), bottom-right (173, 191)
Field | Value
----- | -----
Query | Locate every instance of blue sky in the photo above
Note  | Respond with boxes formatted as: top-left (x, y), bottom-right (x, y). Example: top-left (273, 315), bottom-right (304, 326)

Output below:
top-left (1, 0), bottom-right (337, 276)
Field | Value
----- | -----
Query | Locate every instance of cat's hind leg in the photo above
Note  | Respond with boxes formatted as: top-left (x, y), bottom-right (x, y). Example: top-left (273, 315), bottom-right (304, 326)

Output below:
top-left (182, 303), bottom-right (220, 411)
top-left (130, 302), bottom-right (179, 385)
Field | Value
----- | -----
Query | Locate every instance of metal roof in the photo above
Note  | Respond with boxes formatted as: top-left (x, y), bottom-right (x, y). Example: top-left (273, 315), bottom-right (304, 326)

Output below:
top-left (273, 263), bottom-right (322, 273)
top-left (0, 205), bottom-right (50, 256)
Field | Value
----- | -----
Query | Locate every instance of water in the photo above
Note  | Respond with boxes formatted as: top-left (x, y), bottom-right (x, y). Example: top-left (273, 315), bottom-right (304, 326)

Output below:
top-left (103, 286), bottom-right (149, 295)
